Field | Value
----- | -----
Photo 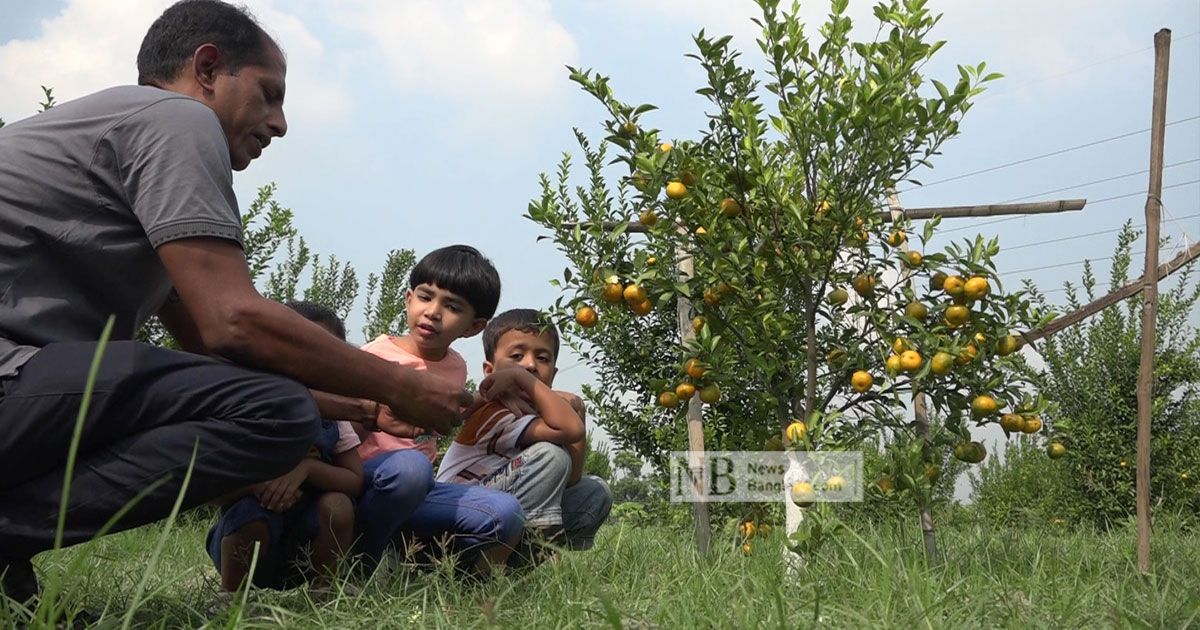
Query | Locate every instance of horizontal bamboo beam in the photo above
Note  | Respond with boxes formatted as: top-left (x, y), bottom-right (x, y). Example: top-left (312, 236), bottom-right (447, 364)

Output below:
top-left (559, 199), bottom-right (1086, 233)
top-left (1021, 240), bottom-right (1200, 344)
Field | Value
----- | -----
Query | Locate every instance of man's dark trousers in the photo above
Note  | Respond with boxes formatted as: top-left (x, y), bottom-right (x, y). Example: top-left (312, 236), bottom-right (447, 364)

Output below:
top-left (0, 341), bottom-right (320, 558)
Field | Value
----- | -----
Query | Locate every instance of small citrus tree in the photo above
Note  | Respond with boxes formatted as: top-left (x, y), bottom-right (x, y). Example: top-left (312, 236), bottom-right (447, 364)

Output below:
top-left (529, 0), bottom-right (1057, 551)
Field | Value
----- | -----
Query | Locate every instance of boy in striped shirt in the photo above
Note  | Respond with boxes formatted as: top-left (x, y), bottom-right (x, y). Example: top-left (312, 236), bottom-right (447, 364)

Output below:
top-left (437, 309), bottom-right (612, 556)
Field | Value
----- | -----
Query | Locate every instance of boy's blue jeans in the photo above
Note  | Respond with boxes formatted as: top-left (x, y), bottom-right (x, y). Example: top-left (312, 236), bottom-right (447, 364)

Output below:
top-left (356, 449), bottom-right (524, 570)
top-left (481, 442), bottom-right (613, 550)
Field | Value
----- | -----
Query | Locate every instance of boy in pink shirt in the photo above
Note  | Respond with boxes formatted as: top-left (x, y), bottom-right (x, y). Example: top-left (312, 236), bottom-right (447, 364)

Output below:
top-left (354, 245), bottom-right (523, 574)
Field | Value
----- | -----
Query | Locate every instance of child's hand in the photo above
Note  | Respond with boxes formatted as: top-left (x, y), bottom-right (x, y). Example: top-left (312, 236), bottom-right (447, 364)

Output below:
top-left (479, 368), bottom-right (537, 416)
top-left (257, 462), bottom-right (309, 512)
top-left (553, 390), bottom-right (586, 422)
top-left (375, 407), bottom-right (428, 439)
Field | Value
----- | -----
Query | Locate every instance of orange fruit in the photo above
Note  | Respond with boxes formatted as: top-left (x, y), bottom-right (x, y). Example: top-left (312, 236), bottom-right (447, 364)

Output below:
top-left (997, 335), bottom-right (1021, 356)
top-left (685, 358), bottom-right (707, 380)
top-left (692, 316), bottom-right (705, 334)
top-left (827, 288), bottom-right (849, 306)
top-left (906, 251), bottom-right (924, 266)
top-left (964, 276), bottom-right (990, 300)
top-left (679, 171), bottom-right (697, 186)
top-left (892, 337), bottom-right (912, 354)
top-left (875, 477), bottom-right (895, 493)
top-left (602, 282), bottom-right (625, 304)
top-left (943, 275), bottom-right (966, 297)
top-left (971, 394), bottom-right (999, 418)
top-left (826, 348), bottom-right (848, 367)
top-left (665, 181), bottom-right (687, 199)
top-left (999, 413), bottom-right (1024, 433)
top-left (952, 441), bottom-right (987, 464)
top-left (741, 542), bottom-right (752, 556)
top-left (739, 521), bottom-right (757, 538)
top-left (1021, 416), bottom-right (1042, 433)
top-left (658, 391), bottom-right (679, 408)
top-left (931, 352), bottom-right (954, 375)
top-left (905, 302), bottom-right (929, 322)
top-left (575, 306), bottom-right (598, 328)
top-left (675, 383), bottom-right (696, 400)
top-left (659, 142), bottom-right (673, 153)
top-left (851, 370), bottom-right (874, 392)
top-left (699, 384), bottom-right (721, 404)
top-left (785, 421), bottom-right (806, 445)
top-left (886, 230), bottom-right (907, 247)
top-left (816, 200), bottom-right (832, 218)
top-left (629, 299), bottom-right (653, 316)
top-left (703, 287), bottom-right (721, 306)
top-left (646, 256), bottom-right (657, 266)
top-left (945, 305), bottom-right (970, 328)
top-left (956, 343), bottom-right (978, 365)
top-left (639, 209), bottom-right (658, 227)
top-left (886, 354), bottom-right (902, 375)
top-left (853, 274), bottom-right (876, 297)
top-left (1047, 442), bottom-right (1067, 459)
top-left (930, 272), bottom-right (948, 290)
top-left (623, 283), bottom-right (647, 304)
top-left (621, 120), bottom-right (638, 136)
top-left (790, 481), bottom-right (816, 507)
top-left (720, 197), bottom-right (743, 217)
top-left (899, 350), bottom-right (923, 372)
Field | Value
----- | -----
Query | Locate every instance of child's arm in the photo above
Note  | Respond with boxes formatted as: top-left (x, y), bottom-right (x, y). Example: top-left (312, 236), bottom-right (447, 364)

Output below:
top-left (554, 391), bottom-right (587, 485)
top-left (481, 368), bottom-right (584, 447)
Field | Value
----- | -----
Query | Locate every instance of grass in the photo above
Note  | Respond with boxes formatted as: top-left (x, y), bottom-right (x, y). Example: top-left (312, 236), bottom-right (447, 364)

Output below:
top-left (9, 511), bottom-right (1199, 628)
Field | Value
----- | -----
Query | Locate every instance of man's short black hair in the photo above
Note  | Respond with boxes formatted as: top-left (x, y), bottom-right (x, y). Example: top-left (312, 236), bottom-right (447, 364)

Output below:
top-left (410, 245), bottom-right (501, 319)
top-left (483, 309), bottom-right (559, 363)
top-left (286, 300), bottom-right (346, 341)
top-left (137, 0), bottom-right (278, 86)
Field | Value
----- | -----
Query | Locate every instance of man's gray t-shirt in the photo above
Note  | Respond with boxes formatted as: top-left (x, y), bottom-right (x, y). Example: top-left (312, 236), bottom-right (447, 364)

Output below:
top-left (0, 85), bottom-right (244, 377)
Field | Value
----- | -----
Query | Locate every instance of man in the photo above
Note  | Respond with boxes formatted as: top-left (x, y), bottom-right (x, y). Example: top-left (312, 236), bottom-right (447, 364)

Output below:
top-left (0, 0), bottom-right (472, 602)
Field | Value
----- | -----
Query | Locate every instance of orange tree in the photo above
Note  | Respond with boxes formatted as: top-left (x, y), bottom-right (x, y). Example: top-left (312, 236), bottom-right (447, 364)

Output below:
top-left (528, 0), bottom-right (1055, 519)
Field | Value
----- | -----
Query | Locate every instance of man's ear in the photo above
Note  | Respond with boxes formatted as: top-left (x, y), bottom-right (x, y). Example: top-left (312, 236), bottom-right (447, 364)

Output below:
top-left (460, 317), bottom-right (488, 339)
top-left (191, 43), bottom-right (223, 93)
top-left (482, 360), bottom-right (495, 375)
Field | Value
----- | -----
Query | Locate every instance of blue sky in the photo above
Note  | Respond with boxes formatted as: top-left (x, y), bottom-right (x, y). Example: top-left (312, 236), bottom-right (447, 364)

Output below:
top-left (2, 1), bottom-right (1198, 465)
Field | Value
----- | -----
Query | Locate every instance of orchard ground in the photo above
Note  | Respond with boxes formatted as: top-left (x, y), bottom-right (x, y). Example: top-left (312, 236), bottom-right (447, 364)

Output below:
top-left (13, 509), bottom-right (1199, 628)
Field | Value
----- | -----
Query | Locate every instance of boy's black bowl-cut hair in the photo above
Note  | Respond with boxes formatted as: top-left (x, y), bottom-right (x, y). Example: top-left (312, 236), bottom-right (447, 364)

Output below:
top-left (483, 308), bottom-right (559, 362)
top-left (286, 300), bottom-right (346, 341)
top-left (410, 245), bottom-right (501, 319)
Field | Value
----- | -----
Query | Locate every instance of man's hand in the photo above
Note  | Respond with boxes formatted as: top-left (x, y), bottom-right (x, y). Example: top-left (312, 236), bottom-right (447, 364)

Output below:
top-left (374, 407), bottom-right (427, 439)
top-left (256, 461), bottom-right (309, 512)
top-left (387, 369), bottom-right (474, 435)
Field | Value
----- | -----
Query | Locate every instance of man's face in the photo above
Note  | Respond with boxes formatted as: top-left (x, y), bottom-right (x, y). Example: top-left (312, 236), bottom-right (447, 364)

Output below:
top-left (485, 329), bottom-right (558, 387)
top-left (209, 41), bottom-right (288, 170)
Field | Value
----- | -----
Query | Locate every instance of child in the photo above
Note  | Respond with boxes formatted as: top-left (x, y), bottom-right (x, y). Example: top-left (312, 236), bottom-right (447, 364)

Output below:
top-left (206, 301), bottom-right (362, 591)
top-left (437, 309), bottom-right (613, 556)
top-left (355, 245), bottom-right (524, 572)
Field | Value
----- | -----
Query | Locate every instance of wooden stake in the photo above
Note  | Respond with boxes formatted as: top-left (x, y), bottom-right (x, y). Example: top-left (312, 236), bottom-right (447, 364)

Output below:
top-left (1136, 28), bottom-right (1171, 575)
top-left (675, 228), bottom-right (711, 554)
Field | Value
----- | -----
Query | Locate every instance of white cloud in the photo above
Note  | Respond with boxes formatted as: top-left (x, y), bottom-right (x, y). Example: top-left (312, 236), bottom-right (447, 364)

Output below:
top-left (331, 0), bottom-right (578, 122)
top-left (0, 0), bottom-right (350, 125)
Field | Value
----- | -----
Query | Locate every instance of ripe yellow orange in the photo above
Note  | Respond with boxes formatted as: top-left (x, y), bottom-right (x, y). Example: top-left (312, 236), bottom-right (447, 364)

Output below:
top-left (825, 475), bottom-right (846, 491)
top-left (685, 358), bottom-right (707, 380)
top-left (703, 287), bottom-right (721, 306)
top-left (623, 283), bottom-right (647, 304)
top-left (720, 197), bottom-right (743, 217)
top-left (575, 306), bottom-right (598, 328)
top-left (631, 171), bottom-right (652, 192)
top-left (826, 348), bottom-right (848, 367)
top-left (785, 421), bottom-right (807, 445)
top-left (639, 209), bottom-right (658, 227)
top-left (945, 305), bottom-right (970, 328)
top-left (717, 282), bottom-right (735, 296)
top-left (886, 229), bottom-right (907, 247)
top-left (1000, 414), bottom-right (1024, 433)
top-left (971, 394), bottom-right (999, 418)
top-left (892, 337), bottom-right (912, 354)
top-left (931, 352), bottom-right (954, 375)
top-left (953, 441), bottom-right (987, 464)
top-left (659, 142), bottom-right (673, 153)
top-left (621, 120), bottom-right (638, 136)
top-left (851, 370), bottom-right (874, 392)
top-left (738, 521), bottom-right (757, 538)
top-left (1047, 442), bottom-right (1067, 459)
top-left (930, 271), bottom-right (948, 291)
top-left (905, 302), bottom-right (929, 322)
top-left (964, 276), bottom-right (990, 300)
top-left (956, 343), bottom-right (978, 365)
top-left (602, 281), bottom-right (624, 304)
top-left (906, 251), bottom-right (924, 266)
top-left (886, 354), bottom-right (902, 375)
top-left (741, 542), bottom-right (752, 556)
top-left (899, 350), bottom-right (923, 373)
top-left (695, 226), bottom-right (707, 236)
top-left (759, 523), bottom-right (773, 536)
top-left (997, 335), bottom-right (1021, 356)
top-left (646, 256), bottom-right (657, 266)
top-left (1021, 416), bottom-right (1042, 433)
top-left (943, 275), bottom-right (966, 297)
top-left (665, 181), bottom-right (688, 199)
top-left (679, 170), bottom-right (697, 186)
top-left (675, 383), bottom-right (696, 400)
top-left (699, 384), bottom-right (721, 404)
top-left (827, 288), bottom-right (849, 306)
top-left (816, 200), bottom-right (832, 218)
top-left (790, 481), bottom-right (816, 507)
top-left (853, 274), bottom-right (876, 297)
top-left (658, 391), bottom-right (679, 408)
top-left (629, 299), bottom-right (653, 316)
top-left (692, 316), bottom-right (705, 334)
